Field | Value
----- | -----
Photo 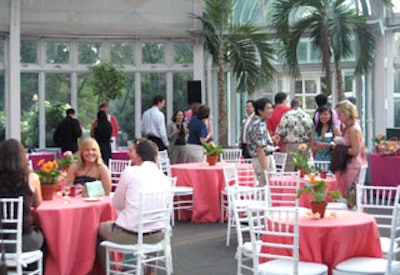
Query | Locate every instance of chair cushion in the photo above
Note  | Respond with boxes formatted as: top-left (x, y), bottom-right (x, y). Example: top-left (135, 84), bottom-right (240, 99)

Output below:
top-left (380, 236), bottom-right (399, 254)
top-left (334, 257), bottom-right (400, 273)
top-left (326, 202), bottom-right (348, 210)
top-left (259, 259), bottom-right (328, 275)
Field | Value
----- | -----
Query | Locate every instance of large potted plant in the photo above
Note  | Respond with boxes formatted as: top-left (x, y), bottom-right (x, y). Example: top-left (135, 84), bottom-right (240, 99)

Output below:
top-left (296, 178), bottom-right (346, 218)
top-left (203, 142), bottom-right (224, 166)
top-left (35, 159), bottom-right (61, 200)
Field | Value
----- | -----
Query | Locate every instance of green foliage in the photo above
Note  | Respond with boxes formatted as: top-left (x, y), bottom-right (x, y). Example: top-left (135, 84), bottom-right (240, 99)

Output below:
top-left (297, 180), bottom-right (346, 203)
top-left (89, 61), bottom-right (127, 102)
top-left (203, 142), bottom-right (224, 156)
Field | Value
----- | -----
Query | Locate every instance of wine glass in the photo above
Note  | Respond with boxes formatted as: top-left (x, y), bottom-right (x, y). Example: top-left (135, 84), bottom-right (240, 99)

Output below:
top-left (64, 185), bottom-right (71, 197)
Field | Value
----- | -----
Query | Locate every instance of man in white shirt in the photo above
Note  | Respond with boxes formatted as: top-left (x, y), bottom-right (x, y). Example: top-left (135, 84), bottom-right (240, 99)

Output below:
top-left (239, 100), bottom-right (255, 158)
top-left (97, 138), bottom-right (171, 275)
top-left (141, 95), bottom-right (169, 151)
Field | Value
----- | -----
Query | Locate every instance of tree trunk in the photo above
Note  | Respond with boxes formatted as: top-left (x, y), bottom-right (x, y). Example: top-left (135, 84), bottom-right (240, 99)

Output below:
top-left (335, 60), bottom-right (346, 101)
top-left (218, 44), bottom-right (228, 146)
top-left (320, 33), bottom-right (332, 96)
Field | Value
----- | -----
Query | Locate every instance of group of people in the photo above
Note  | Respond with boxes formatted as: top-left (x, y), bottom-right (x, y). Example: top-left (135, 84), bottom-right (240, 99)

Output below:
top-left (0, 135), bottom-right (167, 274)
top-left (54, 102), bottom-right (119, 167)
top-left (239, 92), bottom-right (366, 198)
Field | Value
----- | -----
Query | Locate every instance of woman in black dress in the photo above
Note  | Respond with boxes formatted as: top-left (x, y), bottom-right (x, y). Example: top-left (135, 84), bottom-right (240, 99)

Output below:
top-left (94, 110), bottom-right (112, 166)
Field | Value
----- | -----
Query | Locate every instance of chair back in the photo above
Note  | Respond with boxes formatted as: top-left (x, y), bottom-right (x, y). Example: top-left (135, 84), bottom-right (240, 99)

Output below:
top-left (356, 184), bottom-right (400, 233)
top-left (220, 149), bottom-right (242, 163)
top-left (109, 159), bottom-right (132, 189)
top-left (158, 156), bottom-right (172, 177)
top-left (247, 206), bottom-right (300, 273)
top-left (273, 152), bottom-right (287, 172)
top-left (0, 197), bottom-right (23, 271)
top-left (158, 150), bottom-right (169, 162)
top-left (222, 165), bottom-right (238, 190)
top-left (265, 171), bottom-right (300, 208)
top-left (387, 203), bottom-right (400, 273)
top-left (137, 190), bottom-right (174, 246)
top-left (28, 160), bottom-right (33, 171)
top-left (313, 160), bottom-right (331, 175)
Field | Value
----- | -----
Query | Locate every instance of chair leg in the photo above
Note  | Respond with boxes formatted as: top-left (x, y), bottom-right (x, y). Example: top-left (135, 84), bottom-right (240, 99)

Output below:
top-left (220, 193), bottom-right (224, 223)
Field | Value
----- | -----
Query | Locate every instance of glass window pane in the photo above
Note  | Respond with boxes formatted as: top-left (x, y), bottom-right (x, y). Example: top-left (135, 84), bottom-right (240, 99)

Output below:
top-left (77, 73), bottom-right (98, 136)
top-left (46, 41), bottom-right (70, 64)
top-left (395, 98), bottom-right (400, 127)
top-left (344, 74), bottom-right (354, 93)
top-left (395, 33), bottom-right (400, 58)
top-left (395, 69), bottom-right (400, 94)
top-left (173, 72), bottom-right (193, 112)
top-left (45, 73), bottom-right (71, 147)
top-left (21, 40), bottom-right (38, 63)
top-left (141, 73), bottom-right (166, 115)
top-left (0, 71), bottom-right (4, 142)
top-left (78, 42), bottom-right (101, 64)
top-left (0, 40), bottom-right (3, 64)
top-left (174, 42), bottom-right (193, 64)
top-left (110, 73), bottom-right (135, 145)
top-left (310, 46), bottom-right (320, 62)
top-left (111, 42), bottom-right (135, 65)
top-left (305, 80), bottom-right (317, 94)
top-left (295, 80), bottom-right (302, 94)
top-left (21, 73), bottom-right (39, 148)
top-left (297, 42), bottom-right (307, 63)
top-left (305, 96), bottom-right (315, 110)
top-left (142, 42), bottom-right (165, 64)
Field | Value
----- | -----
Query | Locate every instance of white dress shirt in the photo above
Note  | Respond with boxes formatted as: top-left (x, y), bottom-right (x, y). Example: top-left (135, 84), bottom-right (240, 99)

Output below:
top-left (113, 161), bottom-right (171, 232)
top-left (141, 106), bottom-right (169, 147)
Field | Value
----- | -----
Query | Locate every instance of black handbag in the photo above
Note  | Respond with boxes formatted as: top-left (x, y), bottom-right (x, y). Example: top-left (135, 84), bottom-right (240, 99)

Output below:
top-left (329, 144), bottom-right (351, 173)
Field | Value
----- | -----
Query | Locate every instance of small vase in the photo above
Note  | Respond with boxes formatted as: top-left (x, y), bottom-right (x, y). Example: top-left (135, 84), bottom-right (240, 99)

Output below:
top-left (310, 201), bottom-right (327, 218)
top-left (41, 184), bottom-right (55, 201)
top-left (206, 155), bottom-right (218, 166)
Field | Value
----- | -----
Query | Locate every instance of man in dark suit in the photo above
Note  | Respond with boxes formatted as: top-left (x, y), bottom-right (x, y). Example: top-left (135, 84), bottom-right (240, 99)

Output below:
top-left (53, 108), bottom-right (82, 153)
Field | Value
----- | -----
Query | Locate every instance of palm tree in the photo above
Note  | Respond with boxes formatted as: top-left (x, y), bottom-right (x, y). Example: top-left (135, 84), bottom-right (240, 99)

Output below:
top-left (271, 0), bottom-right (376, 101)
top-left (193, 0), bottom-right (275, 146)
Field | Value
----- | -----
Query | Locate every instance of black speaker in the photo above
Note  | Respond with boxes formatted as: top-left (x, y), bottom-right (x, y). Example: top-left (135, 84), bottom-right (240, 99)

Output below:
top-left (187, 80), bottom-right (202, 105)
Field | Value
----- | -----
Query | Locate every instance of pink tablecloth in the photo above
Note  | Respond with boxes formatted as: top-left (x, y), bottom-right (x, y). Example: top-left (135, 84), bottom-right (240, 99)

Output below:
top-left (32, 196), bottom-right (117, 275)
top-left (269, 175), bottom-right (338, 207)
top-left (28, 152), bottom-right (54, 170)
top-left (170, 162), bottom-right (254, 223)
top-left (112, 150), bottom-right (129, 161)
top-left (260, 210), bottom-right (382, 274)
top-left (369, 153), bottom-right (400, 187)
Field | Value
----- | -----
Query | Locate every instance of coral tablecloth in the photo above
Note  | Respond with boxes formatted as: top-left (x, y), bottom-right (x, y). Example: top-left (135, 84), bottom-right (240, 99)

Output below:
top-left (32, 196), bottom-right (117, 275)
top-left (170, 162), bottom-right (254, 223)
top-left (28, 152), bottom-right (54, 170)
top-left (369, 153), bottom-right (400, 187)
top-left (112, 150), bottom-right (129, 161)
top-left (260, 210), bottom-right (382, 274)
top-left (269, 175), bottom-right (338, 207)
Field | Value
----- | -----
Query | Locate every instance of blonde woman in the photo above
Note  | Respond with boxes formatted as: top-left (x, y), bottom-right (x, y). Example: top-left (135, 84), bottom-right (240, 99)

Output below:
top-left (335, 100), bottom-right (367, 198)
top-left (66, 137), bottom-right (111, 195)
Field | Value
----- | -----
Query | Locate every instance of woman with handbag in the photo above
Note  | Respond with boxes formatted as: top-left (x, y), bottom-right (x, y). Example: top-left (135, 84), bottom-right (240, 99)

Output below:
top-left (335, 100), bottom-right (367, 198)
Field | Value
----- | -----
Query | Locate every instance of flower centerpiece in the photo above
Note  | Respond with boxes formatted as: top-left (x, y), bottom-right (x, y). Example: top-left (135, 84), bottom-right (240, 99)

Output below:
top-left (35, 159), bottom-right (61, 200)
top-left (293, 143), bottom-right (312, 177)
top-left (372, 133), bottom-right (386, 153)
top-left (296, 178), bottom-right (346, 218)
top-left (57, 151), bottom-right (77, 172)
top-left (203, 142), bottom-right (224, 166)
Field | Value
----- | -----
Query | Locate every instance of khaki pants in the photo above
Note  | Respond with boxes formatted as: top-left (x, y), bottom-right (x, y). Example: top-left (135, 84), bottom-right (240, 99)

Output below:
top-left (252, 154), bottom-right (276, 186)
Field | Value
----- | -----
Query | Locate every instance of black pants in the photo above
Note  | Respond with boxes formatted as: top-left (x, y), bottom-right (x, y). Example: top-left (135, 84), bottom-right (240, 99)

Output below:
top-left (241, 144), bottom-right (252, 159)
top-left (147, 135), bottom-right (167, 151)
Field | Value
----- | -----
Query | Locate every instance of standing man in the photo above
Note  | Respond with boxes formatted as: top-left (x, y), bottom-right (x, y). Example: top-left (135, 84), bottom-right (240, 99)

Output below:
top-left (239, 100), bottom-right (255, 159)
top-left (141, 95), bottom-right (169, 151)
top-left (98, 102), bottom-right (119, 151)
top-left (245, 98), bottom-right (276, 186)
top-left (53, 108), bottom-right (82, 153)
top-left (267, 92), bottom-right (291, 135)
top-left (275, 99), bottom-right (313, 171)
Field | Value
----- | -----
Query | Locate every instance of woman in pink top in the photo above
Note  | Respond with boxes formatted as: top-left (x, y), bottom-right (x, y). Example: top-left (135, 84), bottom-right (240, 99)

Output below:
top-left (335, 100), bottom-right (367, 198)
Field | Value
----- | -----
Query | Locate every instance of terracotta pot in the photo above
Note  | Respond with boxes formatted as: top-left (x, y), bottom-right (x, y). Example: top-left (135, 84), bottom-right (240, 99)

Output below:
top-left (206, 155), bottom-right (218, 166)
top-left (310, 201), bottom-right (327, 218)
top-left (41, 184), bottom-right (55, 201)
top-left (297, 168), bottom-right (306, 178)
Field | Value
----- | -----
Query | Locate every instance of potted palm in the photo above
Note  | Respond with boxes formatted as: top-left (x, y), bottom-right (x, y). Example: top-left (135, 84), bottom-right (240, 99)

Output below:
top-left (203, 142), bottom-right (224, 166)
top-left (296, 178), bottom-right (346, 218)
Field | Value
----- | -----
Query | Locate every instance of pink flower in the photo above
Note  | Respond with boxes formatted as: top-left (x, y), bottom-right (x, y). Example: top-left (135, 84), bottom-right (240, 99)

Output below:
top-left (63, 151), bottom-right (73, 158)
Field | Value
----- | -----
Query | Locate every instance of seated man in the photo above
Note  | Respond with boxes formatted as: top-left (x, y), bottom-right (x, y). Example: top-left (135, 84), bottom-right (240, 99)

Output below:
top-left (97, 138), bottom-right (171, 275)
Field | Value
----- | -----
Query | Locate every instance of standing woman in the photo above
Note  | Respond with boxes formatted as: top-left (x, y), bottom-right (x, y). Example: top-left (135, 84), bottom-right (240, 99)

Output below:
top-left (66, 137), bottom-right (112, 195)
top-left (168, 110), bottom-right (188, 164)
top-left (335, 100), bottom-right (367, 197)
top-left (311, 105), bottom-right (341, 161)
top-left (187, 104), bottom-right (212, 162)
top-left (0, 139), bottom-right (44, 252)
top-left (93, 110), bottom-right (112, 166)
